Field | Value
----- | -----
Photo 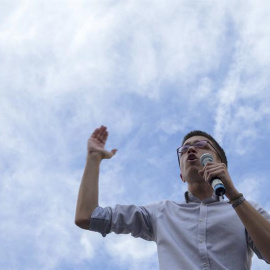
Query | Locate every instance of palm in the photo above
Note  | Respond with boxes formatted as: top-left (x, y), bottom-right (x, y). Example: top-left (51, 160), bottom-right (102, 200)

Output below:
top-left (88, 126), bottom-right (117, 159)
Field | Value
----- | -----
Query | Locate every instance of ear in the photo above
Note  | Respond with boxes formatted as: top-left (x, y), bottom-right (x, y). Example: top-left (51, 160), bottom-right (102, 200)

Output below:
top-left (180, 173), bottom-right (185, 183)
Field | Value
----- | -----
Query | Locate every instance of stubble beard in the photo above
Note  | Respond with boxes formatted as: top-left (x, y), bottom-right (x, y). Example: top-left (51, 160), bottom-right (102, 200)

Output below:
top-left (184, 166), bottom-right (204, 184)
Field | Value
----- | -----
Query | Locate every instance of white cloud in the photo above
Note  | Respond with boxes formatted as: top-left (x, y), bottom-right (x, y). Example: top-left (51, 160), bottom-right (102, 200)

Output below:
top-left (80, 232), bottom-right (98, 260)
top-left (213, 1), bottom-right (270, 148)
top-left (157, 117), bottom-right (186, 135)
top-left (105, 235), bottom-right (157, 270)
top-left (236, 176), bottom-right (262, 202)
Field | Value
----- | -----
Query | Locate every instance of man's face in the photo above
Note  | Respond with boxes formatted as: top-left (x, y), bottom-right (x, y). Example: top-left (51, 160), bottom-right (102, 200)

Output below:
top-left (179, 135), bottom-right (221, 183)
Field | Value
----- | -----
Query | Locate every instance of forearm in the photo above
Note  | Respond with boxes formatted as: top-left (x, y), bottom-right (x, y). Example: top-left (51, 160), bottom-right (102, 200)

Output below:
top-left (75, 153), bottom-right (102, 229)
top-left (234, 200), bottom-right (270, 261)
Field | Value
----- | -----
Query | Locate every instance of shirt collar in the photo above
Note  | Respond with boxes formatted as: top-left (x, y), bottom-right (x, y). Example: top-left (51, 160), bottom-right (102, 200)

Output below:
top-left (184, 191), bottom-right (222, 204)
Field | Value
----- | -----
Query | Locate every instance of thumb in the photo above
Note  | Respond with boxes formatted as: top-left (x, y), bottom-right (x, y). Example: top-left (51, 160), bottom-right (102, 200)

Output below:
top-left (103, 149), bottom-right (118, 159)
top-left (111, 149), bottom-right (117, 155)
top-left (198, 169), bottom-right (204, 177)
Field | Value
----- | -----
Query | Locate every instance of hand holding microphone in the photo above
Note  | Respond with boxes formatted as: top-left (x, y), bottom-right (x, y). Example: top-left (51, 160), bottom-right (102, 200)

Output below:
top-left (200, 153), bottom-right (226, 197)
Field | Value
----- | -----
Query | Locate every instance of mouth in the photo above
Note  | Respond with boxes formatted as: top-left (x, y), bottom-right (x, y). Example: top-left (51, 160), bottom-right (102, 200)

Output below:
top-left (187, 154), bottom-right (198, 162)
top-left (187, 158), bottom-right (198, 163)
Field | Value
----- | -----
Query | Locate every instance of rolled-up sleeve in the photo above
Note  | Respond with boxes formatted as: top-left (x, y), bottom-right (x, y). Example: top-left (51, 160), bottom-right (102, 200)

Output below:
top-left (89, 206), bottom-right (112, 237)
top-left (89, 204), bottom-right (156, 241)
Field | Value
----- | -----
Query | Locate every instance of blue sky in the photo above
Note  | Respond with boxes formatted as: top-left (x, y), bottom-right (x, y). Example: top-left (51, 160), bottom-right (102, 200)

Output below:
top-left (1, 1), bottom-right (270, 269)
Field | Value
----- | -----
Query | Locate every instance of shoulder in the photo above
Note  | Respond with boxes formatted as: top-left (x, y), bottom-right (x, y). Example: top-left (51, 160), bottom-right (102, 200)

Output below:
top-left (247, 200), bottom-right (270, 220)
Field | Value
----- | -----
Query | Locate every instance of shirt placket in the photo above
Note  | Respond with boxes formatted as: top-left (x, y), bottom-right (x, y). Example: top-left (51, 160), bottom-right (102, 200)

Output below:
top-left (198, 202), bottom-right (210, 270)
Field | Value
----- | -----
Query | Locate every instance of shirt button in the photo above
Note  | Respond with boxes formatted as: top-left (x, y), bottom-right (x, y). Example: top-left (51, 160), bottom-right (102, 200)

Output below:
top-left (203, 263), bottom-right (207, 267)
top-left (199, 218), bottom-right (203, 222)
top-left (199, 239), bottom-right (204, 243)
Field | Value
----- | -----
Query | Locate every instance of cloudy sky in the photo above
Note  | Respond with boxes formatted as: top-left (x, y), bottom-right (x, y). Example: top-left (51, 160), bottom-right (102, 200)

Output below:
top-left (1, 0), bottom-right (270, 269)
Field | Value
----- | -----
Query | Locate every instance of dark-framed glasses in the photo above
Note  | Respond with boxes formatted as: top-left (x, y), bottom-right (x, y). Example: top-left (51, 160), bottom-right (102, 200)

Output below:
top-left (176, 140), bottom-right (222, 166)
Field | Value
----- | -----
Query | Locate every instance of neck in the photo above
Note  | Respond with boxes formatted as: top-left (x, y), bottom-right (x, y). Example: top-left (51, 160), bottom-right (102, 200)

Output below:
top-left (187, 182), bottom-right (213, 201)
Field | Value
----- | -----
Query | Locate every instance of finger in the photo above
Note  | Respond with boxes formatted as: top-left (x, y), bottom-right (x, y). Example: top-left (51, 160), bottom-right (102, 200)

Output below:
top-left (91, 125), bottom-right (103, 135)
top-left (96, 126), bottom-right (107, 141)
top-left (111, 149), bottom-right (117, 155)
top-left (108, 149), bottom-right (117, 158)
top-left (205, 168), bottom-right (224, 183)
top-left (204, 163), bottom-right (224, 173)
top-left (100, 131), bottom-right (108, 144)
top-left (204, 167), bottom-right (217, 181)
top-left (98, 130), bottom-right (107, 143)
top-left (103, 148), bottom-right (118, 159)
top-left (203, 162), bottom-right (216, 169)
top-left (198, 169), bottom-right (204, 177)
top-left (91, 128), bottom-right (99, 138)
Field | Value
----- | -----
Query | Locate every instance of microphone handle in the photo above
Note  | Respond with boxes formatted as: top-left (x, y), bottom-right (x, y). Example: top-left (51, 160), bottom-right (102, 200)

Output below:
top-left (200, 153), bottom-right (226, 197)
top-left (211, 178), bottom-right (225, 196)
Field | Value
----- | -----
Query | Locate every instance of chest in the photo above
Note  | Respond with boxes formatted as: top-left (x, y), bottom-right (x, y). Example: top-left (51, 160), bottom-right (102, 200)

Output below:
top-left (154, 202), bottom-right (246, 247)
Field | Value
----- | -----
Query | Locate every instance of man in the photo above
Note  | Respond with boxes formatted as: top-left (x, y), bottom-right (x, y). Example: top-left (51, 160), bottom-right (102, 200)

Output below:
top-left (75, 125), bottom-right (270, 269)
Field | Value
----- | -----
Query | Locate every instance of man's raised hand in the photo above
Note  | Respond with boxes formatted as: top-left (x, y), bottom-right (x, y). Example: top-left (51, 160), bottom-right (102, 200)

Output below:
top-left (87, 125), bottom-right (117, 159)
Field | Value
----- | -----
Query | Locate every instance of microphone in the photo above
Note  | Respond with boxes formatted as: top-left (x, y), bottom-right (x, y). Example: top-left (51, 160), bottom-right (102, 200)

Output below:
top-left (200, 153), bottom-right (226, 197)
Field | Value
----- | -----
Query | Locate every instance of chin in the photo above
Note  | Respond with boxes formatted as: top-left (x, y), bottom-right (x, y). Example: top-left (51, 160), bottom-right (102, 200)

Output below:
top-left (186, 171), bottom-right (203, 182)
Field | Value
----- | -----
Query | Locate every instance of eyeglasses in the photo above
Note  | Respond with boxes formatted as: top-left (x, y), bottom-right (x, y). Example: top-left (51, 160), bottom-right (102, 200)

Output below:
top-left (176, 140), bottom-right (222, 166)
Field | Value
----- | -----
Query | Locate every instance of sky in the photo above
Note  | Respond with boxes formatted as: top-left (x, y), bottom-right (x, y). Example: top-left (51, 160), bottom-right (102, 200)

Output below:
top-left (1, 0), bottom-right (270, 269)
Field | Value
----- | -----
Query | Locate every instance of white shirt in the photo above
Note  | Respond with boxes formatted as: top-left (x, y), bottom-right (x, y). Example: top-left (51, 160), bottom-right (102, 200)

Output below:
top-left (90, 192), bottom-right (270, 270)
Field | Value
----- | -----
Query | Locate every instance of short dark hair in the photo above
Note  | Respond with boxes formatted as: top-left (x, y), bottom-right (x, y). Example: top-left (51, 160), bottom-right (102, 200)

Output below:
top-left (181, 130), bottom-right (228, 167)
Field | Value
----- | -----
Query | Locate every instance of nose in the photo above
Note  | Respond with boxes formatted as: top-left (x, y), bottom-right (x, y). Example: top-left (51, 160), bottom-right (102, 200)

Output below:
top-left (187, 145), bottom-right (197, 153)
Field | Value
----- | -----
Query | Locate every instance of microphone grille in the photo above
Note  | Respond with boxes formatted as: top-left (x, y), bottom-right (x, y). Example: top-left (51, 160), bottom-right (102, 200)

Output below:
top-left (200, 153), bottom-right (213, 166)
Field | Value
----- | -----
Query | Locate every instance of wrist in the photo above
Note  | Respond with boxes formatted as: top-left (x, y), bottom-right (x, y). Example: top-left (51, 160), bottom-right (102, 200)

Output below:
top-left (226, 189), bottom-right (240, 201)
top-left (231, 196), bottom-right (245, 209)
top-left (227, 193), bottom-right (243, 203)
top-left (87, 152), bottom-right (103, 163)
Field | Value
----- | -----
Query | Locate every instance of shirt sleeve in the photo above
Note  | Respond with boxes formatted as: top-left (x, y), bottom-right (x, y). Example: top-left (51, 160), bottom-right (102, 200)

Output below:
top-left (246, 200), bottom-right (270, 264)
top-left (89, 203), bottom-right (156, 241)
top-left (89, 206), bottom-right (112, 237)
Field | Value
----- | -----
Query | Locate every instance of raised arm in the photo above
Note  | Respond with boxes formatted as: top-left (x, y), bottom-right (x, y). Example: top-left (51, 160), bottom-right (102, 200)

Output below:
top-left (75, 125), bottom-right (117, 229)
